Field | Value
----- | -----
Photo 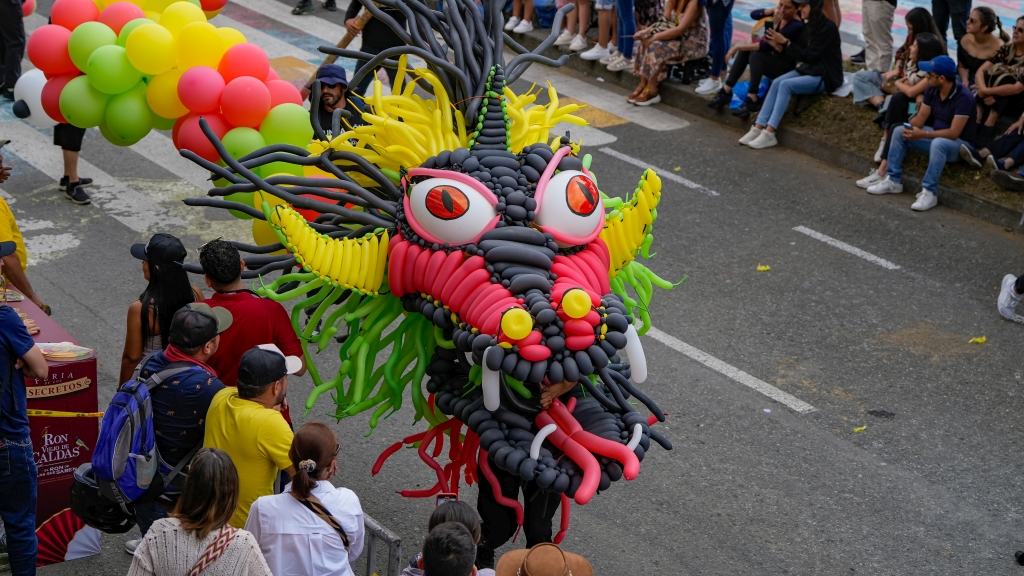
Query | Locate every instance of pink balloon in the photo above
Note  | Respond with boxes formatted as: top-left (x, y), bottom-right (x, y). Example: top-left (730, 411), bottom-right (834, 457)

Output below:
top-left (50, 0), bottom-right (100, 30)
top-left (42, 73), bottom-right (79, 124)
top-left (218, 43), bottom-right (270, 84)
top-left (22, 0), bottom-right (36, 17)
top-left (98, 2), bottom-right (146, 34)
top-left (27, 25), bottom-right (78, 76)
top-left (177, 114), bottom-right (230, 163)
top-left (265, 80), bottom-right (302, 107)
top-left (178, 66), bottom-right (226, 114)
top-left (221, 77), bottom-right (271, 128)
top-left (266, 67), bottom-right (279, 81)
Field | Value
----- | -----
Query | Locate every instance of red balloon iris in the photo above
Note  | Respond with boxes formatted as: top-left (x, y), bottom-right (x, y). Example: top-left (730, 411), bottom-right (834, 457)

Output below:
top-left (567, 175), bottom-right (598, 216)
top-left (425, 185), bottom-right (469, 220)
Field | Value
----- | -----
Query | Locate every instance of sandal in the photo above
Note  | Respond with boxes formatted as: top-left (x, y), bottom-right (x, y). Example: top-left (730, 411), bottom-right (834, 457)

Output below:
top-left (627, 85), bottom-right (646, 103)
top-left (633, 89), bottom-right (661, 106)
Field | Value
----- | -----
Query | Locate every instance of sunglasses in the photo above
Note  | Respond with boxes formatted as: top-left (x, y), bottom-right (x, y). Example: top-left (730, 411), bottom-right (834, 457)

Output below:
top-left (1015, 26), bottom-right (1024, 33)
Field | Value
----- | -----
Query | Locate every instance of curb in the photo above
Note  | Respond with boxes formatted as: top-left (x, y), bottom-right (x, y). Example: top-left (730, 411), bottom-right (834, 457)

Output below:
top-left (515, 30), bottom-right (1024, 231)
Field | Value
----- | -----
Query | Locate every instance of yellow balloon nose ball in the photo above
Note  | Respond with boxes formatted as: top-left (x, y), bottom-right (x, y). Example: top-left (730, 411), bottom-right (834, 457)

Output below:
top-left (501, 308), bottom-right (533, 340)
top-left (562, 289), bottom-right (591, 319)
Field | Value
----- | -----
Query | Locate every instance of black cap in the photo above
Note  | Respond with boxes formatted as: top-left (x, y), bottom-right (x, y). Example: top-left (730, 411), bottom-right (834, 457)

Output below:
top-left (309, 64), bottom-right (348, 88)
top-left (167, 303), bottom-right (233, 348)
top-left (130, 233), bottom-right (187, 266)
top-left (238, 344), bottom-right (302, 388)
top-left (0, 241), bottom-right (16, 258)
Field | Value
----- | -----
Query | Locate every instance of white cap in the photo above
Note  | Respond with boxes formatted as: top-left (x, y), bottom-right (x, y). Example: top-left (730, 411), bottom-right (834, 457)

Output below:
top-left (257, 343), bottom-right (302, 375)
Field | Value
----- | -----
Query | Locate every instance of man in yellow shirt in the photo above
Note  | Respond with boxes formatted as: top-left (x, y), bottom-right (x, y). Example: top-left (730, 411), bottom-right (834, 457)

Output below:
top-left (204, 344), bottom-right (301, 528)
top-left (0, 159), bottom-right (47, 312)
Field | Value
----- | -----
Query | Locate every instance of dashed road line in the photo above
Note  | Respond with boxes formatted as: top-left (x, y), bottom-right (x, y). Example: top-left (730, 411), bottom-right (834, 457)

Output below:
top-left (599, 147), bottom-right (719, 197)
top-left (793, 226), bottom-right (902, 271)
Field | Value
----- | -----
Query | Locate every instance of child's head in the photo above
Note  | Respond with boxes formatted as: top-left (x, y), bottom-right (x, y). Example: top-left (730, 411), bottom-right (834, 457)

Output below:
top-left (429, 501), bottom-right (482, 544)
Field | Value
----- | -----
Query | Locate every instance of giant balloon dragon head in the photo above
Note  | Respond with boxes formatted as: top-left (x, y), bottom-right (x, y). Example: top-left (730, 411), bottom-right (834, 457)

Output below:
top-left (183, 0), bottom-right (678, 538)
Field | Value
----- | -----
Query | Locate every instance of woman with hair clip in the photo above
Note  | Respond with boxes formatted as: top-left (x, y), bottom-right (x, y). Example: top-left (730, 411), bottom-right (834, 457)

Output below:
top-left (127, 448), bottom-right (272, 576)
top-left (854, 8), bottom-right (944, 112)
top-left (958, 7), bottom-right (1007, 90)
top-left (973, 16), bottom-right (1024, 146)
top-left (246, 421), bottom-right (365, 576)
top-left (119, 233), bottom-right (204, 384)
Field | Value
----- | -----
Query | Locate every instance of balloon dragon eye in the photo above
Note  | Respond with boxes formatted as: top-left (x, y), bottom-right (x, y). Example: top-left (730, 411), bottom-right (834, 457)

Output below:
top-left (566, 175), bottom-right (599, 216)
top-left (405, 174), bottom-right (500, 245)
top-left (534, 169), bottom-right (604, 246)
top-left (426, 185), bottom-right (470, 220)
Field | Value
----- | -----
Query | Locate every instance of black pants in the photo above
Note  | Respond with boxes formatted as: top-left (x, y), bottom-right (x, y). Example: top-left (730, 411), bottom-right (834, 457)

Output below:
top-left (1015, 275), bottom-right (1024, 294)
top-left (932, 0), bottom-right (970, 42)
top-left (351, 43), bottom-right (401, 98)
top-left (0, 0), bottom-right (26, 89)
top-left (985, 131), bottom-right (1024, 166)
top-left (724, 50), bottom-right (794, 95)
top-left (880, 91), bottom-right (916, 161)
top-left (475, 459), bottom-right (559, 568)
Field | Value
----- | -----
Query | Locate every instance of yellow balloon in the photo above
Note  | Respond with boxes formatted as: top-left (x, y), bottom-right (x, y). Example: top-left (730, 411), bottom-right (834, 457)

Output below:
top-left (561, 289), bottom-right (591, 319)
top-left (159, 2), bottom-right (206, 36)
top-left (501, 308), bottom-right (534, 340)
top-left (126, 23), bottom-right (176, 75)
top-left (143, 9), bottom-right (161, 21)
top-left (203, 8), bottom-right (221, 18)
top-left (143, 0), bottom-right (176, 13)
top-left (176, 22), bottom-right (224, 68)
top-left (252, 220), bottom-right (287, 254)
top-left (253, 187), bottom-right (289, 211)
top-left (146, 68), bottom-right (188, 118)
top-left (215, 27), bottom-right (246, 47)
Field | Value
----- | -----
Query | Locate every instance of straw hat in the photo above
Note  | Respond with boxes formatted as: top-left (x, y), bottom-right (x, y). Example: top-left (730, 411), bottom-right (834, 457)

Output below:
top-left (494, 543), bottom-right (594, 576)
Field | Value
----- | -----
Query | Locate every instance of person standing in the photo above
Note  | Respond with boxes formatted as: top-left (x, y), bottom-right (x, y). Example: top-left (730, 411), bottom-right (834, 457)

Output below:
top-left (52, 125), bottom-right (93, 205)
top-left (204, 345), bottom-right (301, 528)
top-left (695, 0), bottom-right (735, 96)
top-left (307, 65), bottom-right (364, 137)
top-left (344, 2), bottom-right (406, 98)
top-left (293, 0), bottom-right (337, 14)
top-left (0, 186), bottom-right (47, 314)
top-left (933, 0), bottom-right (971, 42)
top-left (0, 0), bottom-right (25, 100)
top-left (862, 0), bottom-right (896, 73)
top-left (0, 239), bottom-right (48, 576)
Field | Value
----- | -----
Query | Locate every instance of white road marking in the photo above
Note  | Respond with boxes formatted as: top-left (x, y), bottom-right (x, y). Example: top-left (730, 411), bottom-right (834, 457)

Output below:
top-left (550, 122), bottom-right (617, 146)
top-left (130, 131), bottom-right (214, 192)
top-left (210, 14), bottom-right (324, 61)
top-left (25, 233), bottom-right (80, 266)
top-left (0, 120), bottom-right (188, 234)
top-left (793, 226), bottom-right (902, 271)
top-left (645, 327), bottom-right (818, 414)
top-left (599, 147), bottom-right (719, 197)
top-left (17, 219), bottom-right (54, 231)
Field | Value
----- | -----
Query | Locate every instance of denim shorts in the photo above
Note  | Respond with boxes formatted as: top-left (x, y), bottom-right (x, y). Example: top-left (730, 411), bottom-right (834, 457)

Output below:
top-left (595, 0), bottom-right (615, 10)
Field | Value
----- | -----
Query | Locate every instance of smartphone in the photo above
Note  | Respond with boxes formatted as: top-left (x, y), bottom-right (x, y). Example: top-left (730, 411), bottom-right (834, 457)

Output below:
top-left (903, 122), bottom-right (913, 129)
top-left (436, 492), bottom-right (458, 507)
top-left (764, 20), bottom-right (774, 32)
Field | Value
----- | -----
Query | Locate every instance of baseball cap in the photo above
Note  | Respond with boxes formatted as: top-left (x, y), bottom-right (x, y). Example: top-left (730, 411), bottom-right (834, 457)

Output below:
top-left (495, 544), bottom-right (594, 576)
top-left (919, 55), bottom-right (957, 78)
top-left (311, 64), bottom-right (348, 88)
top-left (130, 233), bottom-right (188, 266)
top-left (0, 241), bottom-right (16, 258)
top-left (167, 302), bottom-right (233, 348)
top-left (238, 344), bottom-right (302, 388)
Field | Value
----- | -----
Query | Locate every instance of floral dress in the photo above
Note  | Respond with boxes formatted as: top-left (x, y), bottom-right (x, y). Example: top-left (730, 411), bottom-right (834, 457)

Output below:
top-left (632, 0), bottom-right (710, 83)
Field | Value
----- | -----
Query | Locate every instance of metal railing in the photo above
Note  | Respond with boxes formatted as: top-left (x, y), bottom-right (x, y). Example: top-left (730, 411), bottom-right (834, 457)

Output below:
top-left (363, 513), bottom-right (403, 576)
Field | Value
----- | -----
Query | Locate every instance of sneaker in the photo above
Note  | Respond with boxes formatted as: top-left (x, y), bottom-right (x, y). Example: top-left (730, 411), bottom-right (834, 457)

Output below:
top-left (59, 175), bottom-right (92, 191)
top-left (65, 183), bottom-right (91, 205)
top-left (873, 137), bottom-right (886, 163)
top-left (291, 0), bottom-right (313, 14)
top-left (322, 0), bottom-right (337, 10)
top-left (747, 130), bottom-right (778, 149)
top-left (731, 96), bottom-right (755, 119)
top-left (553, 29), bottom-right (573, 46)
top-left (125, 538), bottom-right (141, 556)
top-left (992, 169), bottom-right (1024, 191)
top-left (607, 57), bottom-right (633, 72)
top-left (568, 34), bottom-right (587, 51)
top-left (911, 189), bottom-right (937, 211)
top-left (633, 92), bottom-right (661, 106)
top-left (850, 49), bottom-right (866, 64)
top-left (998, 273), bottom-right (1022, 319)
top-left (512, 20), bottom-right (533, 33)
top-left (856, 169), bottom-right (884, 189)
top-left (694, 77), bottom-right (721, 95)
top-left (984, 155), bottom-right (1001, 176)
top-left (959, 143), bottom-right (983, 169)
top-left (580, 44), bottom-right (611, 61)
top-left (504, 16), bottom-right (521, 31)
top-left (866, 176), bottom-right (903, 195)
top-left (706, 89), bottom-right (731, 110)
top-left (738, 126), bottom-right (761, 145)
top-left (599, 48), bottom-right (620, 65)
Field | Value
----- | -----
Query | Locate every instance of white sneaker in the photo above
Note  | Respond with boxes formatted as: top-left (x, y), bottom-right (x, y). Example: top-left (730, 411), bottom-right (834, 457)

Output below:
top-left (580, 44), bottom-right (611, 60)
top-left (738, 126), bottom-right (761, 145)
top-left (504, 16), bottom-right (520, 31)
top-left (599, 48), bottom-right (620, 64)
top-left (569, 34), bottom-right (587, 51)
top-left (695, 77), bottom-right (722, 95)
top-left (866, 176), bottom-right (903, 195)
top-left (873, 137), bottom-right (885, 163)
top-left (911, 188), bottom-right (937, 211)
top-left (985, 155), bottom-right (1000, 176)
top-left (512, 19), bottom-right (533, 33)
top-left (125, 538), bottom-right (141, 556)
top-left (607, 57), bottom-right (633, 71)
top-left (747, 130), bottom-right (777, 149)
top-left (856, 169), bottom-right (884, 189)
top-left (998, 273), bottom-right (1022, 319)
top-left (553, 29), bottom-right (573, 46)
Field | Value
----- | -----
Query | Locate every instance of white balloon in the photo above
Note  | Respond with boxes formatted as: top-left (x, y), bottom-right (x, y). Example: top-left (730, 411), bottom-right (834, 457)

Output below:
top-left (13, 69), bottom-right (57, 128)
top-left (624, 324), bottom-right (648, 383)
top-left (481, 347), bottom-right (501, 411)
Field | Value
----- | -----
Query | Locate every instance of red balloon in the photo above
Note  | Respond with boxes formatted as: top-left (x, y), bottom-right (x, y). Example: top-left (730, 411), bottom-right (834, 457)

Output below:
top-left (220, 77), bottom-right (271, 128)
top-left (178, 66), bottom-right (226, 114)
top-left (98, 2), bottom-right (145, 34)
top-left (266, 67), bottom-right (279, 81)
top-left (265, 80), bottom-right (302, 108)
top-left (50, 0), bottom-right (100, 30)
top-left (22, 0), bottom-right (36, 17)
top-left (27, 25), bottom-right (78, 76)
top-left (172, 115), bottom-right (188, 149)
top-left (200, 0), bottom-right (228, 10)
top-left (41, 73), bottom-right (79, 124)
top-left (177, 114), bottom-right (230, 163)
top-left (218, 43), bottom-right (270, 84)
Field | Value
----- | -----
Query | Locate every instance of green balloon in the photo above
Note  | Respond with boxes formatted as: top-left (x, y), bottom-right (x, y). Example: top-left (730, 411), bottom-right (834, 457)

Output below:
top-left (152, 114), bottom-right (175, 130)
top-left (88, 45), bottom-right (142, 95)
top-left (223, 127), bottom-right (267, 160)
top-left (69, 21), bottom-right (117, 73)
top-left (261, 161), bottom-right (304, 178)
top-left (60, 76), bottom-right (110, 129)
top-left (117, 18), bottom-right (156, 47)
top-left (259, 104), bottom-right (314, 148)
top-left (99, 123), bottom-right (137, 146)
top-left (224, 191), bottom-right (255, 220)
top-left (187, 0), bottom-right (202, 6)
top-left (104, 82), bottom-right (153, 145)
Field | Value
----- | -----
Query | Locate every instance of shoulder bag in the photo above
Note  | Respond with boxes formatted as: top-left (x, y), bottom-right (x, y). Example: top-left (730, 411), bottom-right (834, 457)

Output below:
top-left (189, 524), bottom-right (240, 576)
top-left (290, 492), bottom-right (352, 551)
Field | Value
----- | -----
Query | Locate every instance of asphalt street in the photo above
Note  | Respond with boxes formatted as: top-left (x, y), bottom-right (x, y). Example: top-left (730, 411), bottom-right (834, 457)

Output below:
top-left (4, 2), bottom-right (1024, 574)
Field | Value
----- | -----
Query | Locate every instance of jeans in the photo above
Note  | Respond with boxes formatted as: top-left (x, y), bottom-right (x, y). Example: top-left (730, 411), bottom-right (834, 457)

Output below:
top-left (134, 499), bottom-right (170, 537)
top-left (707, 0), bottom-right (734, 78)
top-left (615, 0), bottom-right (636, 59)
top-left (0, 0), bottom-right (26, 90)
top-left (755, 70), bottom-right (825, 129)
top-left (0, 437), bottom-right (37, 576)
top-left (932, 0), bottom-right (971, 42)
top-left (886, 125), bottom-right (965, 192)
top-left (351, 44), bottom-right (400, 98)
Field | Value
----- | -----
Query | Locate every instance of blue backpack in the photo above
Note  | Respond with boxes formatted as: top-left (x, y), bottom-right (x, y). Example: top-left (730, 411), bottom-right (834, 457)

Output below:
top-left (92, 353), bottom-right (198, 513)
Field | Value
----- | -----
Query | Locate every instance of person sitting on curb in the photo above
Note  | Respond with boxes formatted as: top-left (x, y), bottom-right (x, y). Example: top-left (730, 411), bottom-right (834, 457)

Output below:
top-left (627, 0), bottom-right (710, 106)
top-left (960, 114), bottom-right (1024, 174)
top-left (866, 55), bottom-right (978, 211)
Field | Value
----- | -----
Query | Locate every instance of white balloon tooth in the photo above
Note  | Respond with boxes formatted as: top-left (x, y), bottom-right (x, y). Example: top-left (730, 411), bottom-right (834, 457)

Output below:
top-left (531, 423), bottom-right (558, 460)
top-left (482, 346), bottom-right (501, 411)
top-left (624, 324), bottom-right (648, 383)
top-left (625, 423), bottom-right (643, 451)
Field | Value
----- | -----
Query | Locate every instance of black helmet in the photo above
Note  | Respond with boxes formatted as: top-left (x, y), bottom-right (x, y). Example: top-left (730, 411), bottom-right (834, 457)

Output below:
top-left (70, 464), bottom-right (136, 534)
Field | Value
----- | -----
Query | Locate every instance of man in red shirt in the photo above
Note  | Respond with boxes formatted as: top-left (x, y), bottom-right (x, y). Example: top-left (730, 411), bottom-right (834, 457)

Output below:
top-left (198, 239), bottom-right (306, 388)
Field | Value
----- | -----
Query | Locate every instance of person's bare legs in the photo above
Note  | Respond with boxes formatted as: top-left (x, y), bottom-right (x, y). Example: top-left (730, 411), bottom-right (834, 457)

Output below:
top-left (597, 8), bottom-right (613, 47)
top-left (629, 76), bottom-right (648, 99)
top-left (611, 8), bottom-right (617, 45)
top-left (62, 150), bottom-right (79, 183)
top-left (523, 0), bottom-right (533, 23)
top-left (565, 6), bottom-right (577, 34)
top-left (576, 0), bottom-right (591, 35)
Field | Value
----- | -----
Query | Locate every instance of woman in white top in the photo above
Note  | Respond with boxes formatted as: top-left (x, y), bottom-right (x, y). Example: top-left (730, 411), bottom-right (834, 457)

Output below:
top-left (128, 448), bottom-right (272, 576)
top-left (246, 421), bottom-right (365, 576)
